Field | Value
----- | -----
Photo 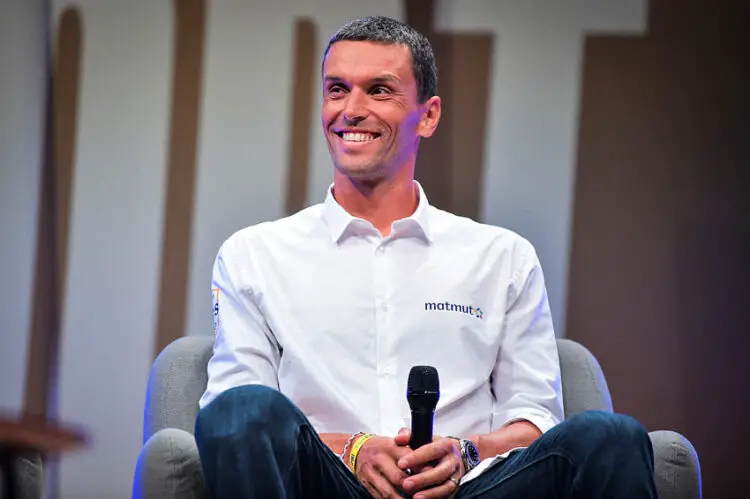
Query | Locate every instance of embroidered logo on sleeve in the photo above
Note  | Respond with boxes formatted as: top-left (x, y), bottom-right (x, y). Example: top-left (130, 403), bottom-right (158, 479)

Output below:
top-left (212, 288), bottom-right (220, 334)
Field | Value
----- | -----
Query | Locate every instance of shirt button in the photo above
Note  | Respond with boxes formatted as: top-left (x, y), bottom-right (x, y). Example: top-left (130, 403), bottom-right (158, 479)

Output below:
top-left (380, 302), bottom-right (388, 312)
top-left (377, 246), bottom-right (385, 253)
top-left (383, 367), bottom-right (393, 376)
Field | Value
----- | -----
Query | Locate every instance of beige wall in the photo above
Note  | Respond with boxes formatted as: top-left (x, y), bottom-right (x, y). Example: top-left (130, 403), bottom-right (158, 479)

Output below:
top-left (433, 0), bottom-right (646, 336)
top-left (0, 0), bottom-right (47, 414)
top-left (49, 2), bottom-right (173, 496)
top-left (1, 0), bottom-right (747, 497)
top-left (566, 1), bottom-right (750, 495)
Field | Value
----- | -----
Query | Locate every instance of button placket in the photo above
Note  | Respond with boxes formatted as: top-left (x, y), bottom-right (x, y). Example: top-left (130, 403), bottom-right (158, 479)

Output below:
top-left (373, 241), bottom-right (392, 430)
top-left (381, 240), bottom-right (404, 430)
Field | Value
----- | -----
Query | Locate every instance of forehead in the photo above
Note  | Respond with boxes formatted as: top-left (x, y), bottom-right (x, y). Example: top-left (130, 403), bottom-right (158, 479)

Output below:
top-left (323, 41), bottom-right (415, 83)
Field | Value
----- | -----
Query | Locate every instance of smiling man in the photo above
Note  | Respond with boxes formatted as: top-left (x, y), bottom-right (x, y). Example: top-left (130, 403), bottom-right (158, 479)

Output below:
top-left (194, 16), bottom-right (657, 499)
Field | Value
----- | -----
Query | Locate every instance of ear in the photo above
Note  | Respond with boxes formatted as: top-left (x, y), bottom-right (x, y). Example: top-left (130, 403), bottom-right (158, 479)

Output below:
top-left (417, 95), bottom-right (442, 138)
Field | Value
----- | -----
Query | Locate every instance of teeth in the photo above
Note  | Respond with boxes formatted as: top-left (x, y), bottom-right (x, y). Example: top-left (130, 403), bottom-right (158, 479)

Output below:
top-left (342, 132), bottom-right (376, 142)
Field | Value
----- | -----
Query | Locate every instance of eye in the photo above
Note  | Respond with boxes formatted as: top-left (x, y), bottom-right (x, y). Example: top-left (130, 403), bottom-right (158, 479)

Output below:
top-left (327, 84), bottom-right (347, 98)
top-left (370, 85), bottom-right (391, 96)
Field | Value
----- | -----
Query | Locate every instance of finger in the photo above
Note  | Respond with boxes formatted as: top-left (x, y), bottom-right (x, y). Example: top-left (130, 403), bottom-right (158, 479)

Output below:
top-left (374, 453), bottom-right (410, 490)
top-left (359, 467), bottom-right (401, 499)
top-left (357, 453), bottom-right (403, 499)
top-left (390, 445), bottom-right (420, 475)
top-left (389, 445), bottom-right (414, 464)
top-left (408, 464), bottom-right (434, 476)
top-left (401, 456), bottom-right (460, 493)
top-left (393, 433), bottom-right (410, 446)
top-left (412, 478), bottom-right (459, 499)
top-left (393, 428), bottom-right (411, 447)
top-left (360, 479), bottom-right (381, 499)
top-left (365, 471), bottom-right (404, 499)
top-left (398, 440), bottom-right (453, 471)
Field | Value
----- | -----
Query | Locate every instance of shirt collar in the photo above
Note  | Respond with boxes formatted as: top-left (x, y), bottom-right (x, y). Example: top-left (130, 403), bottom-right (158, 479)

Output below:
top-left (322, 181), bottom-right (433, 244)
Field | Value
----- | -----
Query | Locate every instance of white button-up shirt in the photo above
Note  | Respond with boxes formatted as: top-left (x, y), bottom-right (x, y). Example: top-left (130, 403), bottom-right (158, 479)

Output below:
top-left (200, 183), bottom-right (564, 444)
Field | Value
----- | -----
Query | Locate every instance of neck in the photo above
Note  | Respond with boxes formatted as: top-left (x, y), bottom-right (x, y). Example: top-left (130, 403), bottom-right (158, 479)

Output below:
top-left (332, 167), bottom-right (418, 237)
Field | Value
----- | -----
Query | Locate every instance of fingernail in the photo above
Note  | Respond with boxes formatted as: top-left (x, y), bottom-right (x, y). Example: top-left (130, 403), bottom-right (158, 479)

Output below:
top-left (398, 458), bottom-right (407, 468)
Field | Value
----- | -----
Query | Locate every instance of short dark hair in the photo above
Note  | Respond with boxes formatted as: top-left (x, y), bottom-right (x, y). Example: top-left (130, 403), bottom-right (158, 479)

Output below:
top-left (323, 16), bottom-right (437, 103)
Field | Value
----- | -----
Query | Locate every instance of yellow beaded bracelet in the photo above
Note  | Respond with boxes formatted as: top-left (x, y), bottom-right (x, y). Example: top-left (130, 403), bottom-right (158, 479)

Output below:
top-left (348, 433), bottom-right (375, 473)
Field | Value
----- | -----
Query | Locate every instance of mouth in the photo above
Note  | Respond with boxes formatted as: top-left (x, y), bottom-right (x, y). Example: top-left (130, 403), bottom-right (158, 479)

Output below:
top-left (333, 130), bottom-right (382, 145)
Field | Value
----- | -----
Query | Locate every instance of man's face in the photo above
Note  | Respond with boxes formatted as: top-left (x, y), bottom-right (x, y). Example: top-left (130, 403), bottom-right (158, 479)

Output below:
top-left (321, 41), bottom-right (439, 181)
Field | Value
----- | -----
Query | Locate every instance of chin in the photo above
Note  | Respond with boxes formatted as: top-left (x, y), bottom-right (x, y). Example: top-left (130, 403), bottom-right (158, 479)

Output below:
top-left (335, 161), bottom-right (384, 181)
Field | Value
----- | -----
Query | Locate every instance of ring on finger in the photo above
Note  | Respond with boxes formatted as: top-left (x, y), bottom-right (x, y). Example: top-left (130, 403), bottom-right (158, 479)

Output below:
top-left (449, 475), bottom-right (460, 487)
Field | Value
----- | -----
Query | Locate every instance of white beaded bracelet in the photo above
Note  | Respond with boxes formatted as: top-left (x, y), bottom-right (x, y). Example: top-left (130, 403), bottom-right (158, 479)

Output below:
top-left (339, 432), bottom-right (362, 462)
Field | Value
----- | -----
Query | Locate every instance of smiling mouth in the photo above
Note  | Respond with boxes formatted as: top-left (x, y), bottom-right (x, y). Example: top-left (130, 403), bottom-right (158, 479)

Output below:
top-left (334, 131), bottom-right (381, 143)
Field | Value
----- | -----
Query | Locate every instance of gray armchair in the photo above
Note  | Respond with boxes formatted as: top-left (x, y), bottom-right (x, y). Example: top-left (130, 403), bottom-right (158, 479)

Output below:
top-left (132, 336), bottom-right (702, 498)
top-left (0, 451), bottom-right (43, 499)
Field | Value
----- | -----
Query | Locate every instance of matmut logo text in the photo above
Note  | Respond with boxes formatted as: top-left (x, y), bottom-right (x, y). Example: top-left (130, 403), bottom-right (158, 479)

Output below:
top-left (425, 302), bottom-right (484, 320)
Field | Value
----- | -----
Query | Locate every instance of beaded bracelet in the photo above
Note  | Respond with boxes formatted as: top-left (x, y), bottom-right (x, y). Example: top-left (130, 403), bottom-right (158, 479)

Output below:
top-left (339, 432), bottom-right (363, 463)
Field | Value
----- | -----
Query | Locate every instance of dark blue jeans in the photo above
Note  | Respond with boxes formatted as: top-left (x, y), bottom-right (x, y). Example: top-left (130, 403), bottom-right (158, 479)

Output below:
top-left (195, 385), bottom-right (657, 498)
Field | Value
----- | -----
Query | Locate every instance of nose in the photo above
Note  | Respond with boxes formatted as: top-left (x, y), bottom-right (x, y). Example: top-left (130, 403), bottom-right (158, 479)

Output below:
top-left (343, 88), bottom-right (368, 125)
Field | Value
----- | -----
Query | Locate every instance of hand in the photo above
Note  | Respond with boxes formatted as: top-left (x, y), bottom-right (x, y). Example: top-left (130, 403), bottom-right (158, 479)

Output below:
top-left (353, 434), bottom-right (412, 499)
top-left (393, 430), bottom-right (463, 499)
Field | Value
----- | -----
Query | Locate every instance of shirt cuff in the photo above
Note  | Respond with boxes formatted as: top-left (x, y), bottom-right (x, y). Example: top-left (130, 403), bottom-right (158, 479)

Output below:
top-left (497, 410), bottom-right (559, 435)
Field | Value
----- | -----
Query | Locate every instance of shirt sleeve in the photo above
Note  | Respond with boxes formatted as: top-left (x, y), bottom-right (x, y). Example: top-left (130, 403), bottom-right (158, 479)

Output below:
top-left (198, 237), bottom-right (281, 409)
top-left (490, 238), bottom-right (565, 434)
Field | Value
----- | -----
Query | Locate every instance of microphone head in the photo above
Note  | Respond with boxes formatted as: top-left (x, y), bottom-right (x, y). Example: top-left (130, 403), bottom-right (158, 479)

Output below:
top-left (407, 365), bottom-right (440, 412)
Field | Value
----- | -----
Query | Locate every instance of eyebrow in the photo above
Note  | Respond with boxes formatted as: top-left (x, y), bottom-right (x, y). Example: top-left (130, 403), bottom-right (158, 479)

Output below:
top-left (323, 74), bottom-right (401, 85)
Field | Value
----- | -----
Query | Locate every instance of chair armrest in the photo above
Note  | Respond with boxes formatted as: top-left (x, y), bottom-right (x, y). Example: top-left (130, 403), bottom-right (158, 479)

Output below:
top-left (649, 430), bottom-right (702, 499)
top-left (132, 428), bottom-right (205, 499)
top-left (0, 450), bottom-right (43, 499)
top-left (143, 336), bottom-right (214, 442)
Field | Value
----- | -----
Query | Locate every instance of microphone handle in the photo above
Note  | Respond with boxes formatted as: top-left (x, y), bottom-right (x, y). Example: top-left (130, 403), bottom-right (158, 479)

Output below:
top-left (410, 409), bottom-right (434, 450)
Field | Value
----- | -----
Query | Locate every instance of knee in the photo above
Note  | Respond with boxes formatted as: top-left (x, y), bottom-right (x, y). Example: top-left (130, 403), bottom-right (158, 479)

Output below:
top-left (195, 384), bottom-right (300, 450)
top-left (560, 411), bottom-right (651, 457)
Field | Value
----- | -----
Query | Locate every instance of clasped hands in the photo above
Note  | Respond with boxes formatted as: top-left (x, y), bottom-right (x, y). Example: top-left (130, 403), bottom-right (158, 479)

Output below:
top-left (354, 428), bottom-right (464, 499)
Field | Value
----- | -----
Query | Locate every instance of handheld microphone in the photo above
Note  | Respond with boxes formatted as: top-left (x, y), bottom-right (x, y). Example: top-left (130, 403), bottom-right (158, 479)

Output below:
top-left (406, 365), bottom-right (440, 450)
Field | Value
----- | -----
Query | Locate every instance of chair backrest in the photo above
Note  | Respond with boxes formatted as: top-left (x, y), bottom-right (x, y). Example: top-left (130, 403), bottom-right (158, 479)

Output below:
top-left (556, 338), bottom-right (613, 417)
top-left (142, 336), bottom-right (613, 442)
top-left (143, 335), bottom-right (214, 443)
